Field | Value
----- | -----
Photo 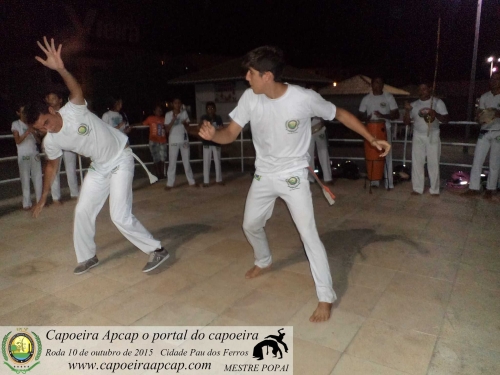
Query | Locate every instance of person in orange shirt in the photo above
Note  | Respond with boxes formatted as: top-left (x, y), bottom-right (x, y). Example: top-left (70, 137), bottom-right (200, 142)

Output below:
top-left (143, 104), bottom-right (167, 180)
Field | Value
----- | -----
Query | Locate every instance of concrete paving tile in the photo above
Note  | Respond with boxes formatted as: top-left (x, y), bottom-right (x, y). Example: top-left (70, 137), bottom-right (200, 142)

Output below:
top-left (331, 354), bottom-right (411, 375)
top-left (294, 338), bottom-right (341, 375)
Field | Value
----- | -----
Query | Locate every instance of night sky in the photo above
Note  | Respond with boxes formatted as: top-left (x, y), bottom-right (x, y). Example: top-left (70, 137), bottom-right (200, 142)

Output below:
top-left (3, 0), bottom-right (500, 84)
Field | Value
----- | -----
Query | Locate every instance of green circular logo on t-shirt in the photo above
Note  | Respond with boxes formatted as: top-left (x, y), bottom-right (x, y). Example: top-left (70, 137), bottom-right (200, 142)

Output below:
top-left (285, 119), bottom-right (299, 132)
top-left (77, 124), bottom-right (89, 136)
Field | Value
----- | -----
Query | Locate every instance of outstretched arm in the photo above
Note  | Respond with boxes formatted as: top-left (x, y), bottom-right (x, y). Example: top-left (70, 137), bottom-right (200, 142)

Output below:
top-left (199, 120), bottom-right (242, 144)
top-left (335, 107), bottom-right (391, 157)
top-left (35, 36), bottom-right (84, 105)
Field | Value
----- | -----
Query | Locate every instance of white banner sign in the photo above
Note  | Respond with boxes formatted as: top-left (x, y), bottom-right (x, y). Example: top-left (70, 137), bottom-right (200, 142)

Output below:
top-left (1, 326), bottom-right (293, 374)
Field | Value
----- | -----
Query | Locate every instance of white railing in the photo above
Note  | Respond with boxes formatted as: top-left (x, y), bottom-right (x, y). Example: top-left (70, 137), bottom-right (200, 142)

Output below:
top-left (0, 121), bottom-right (483, 188)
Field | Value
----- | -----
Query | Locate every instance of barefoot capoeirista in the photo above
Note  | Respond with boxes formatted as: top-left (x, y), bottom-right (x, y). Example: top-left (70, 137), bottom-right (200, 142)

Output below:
top-left (245, 265), bottom-right (271, 279)
top-left (309, 302), bottom-right (333, 322)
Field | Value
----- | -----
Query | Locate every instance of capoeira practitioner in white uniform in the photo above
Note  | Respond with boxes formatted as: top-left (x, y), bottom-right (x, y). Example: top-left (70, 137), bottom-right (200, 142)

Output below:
top-left (404, 83), bottom-right (449, 196)
top-left (27, 37), bottom-right (168, 274)
top-left (358, 77), bottom-right (399, 189)
top-left (199, 46), bottom-right (390, 322)
top-left (464, 72), bottom-right (500, 198)
top-left (164, 99), bottom-right (196, 189)
top-left (11, 105), bottom-right (42, 210)
top-left (45, 91), bottom-right (80, 202)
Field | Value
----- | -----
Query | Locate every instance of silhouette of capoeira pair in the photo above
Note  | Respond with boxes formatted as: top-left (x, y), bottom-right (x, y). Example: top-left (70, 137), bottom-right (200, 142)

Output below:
top-left (252, 328), bottom-right (288, 360)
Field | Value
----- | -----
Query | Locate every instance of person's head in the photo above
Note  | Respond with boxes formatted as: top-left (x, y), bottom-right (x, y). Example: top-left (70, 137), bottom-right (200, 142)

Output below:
top-left (242, 46), bottom-right (285, 93)
top-left (45, 91), bottom-right (63, 111)
top-left (15, 103), bottom-right (27, 123)
top-left (206, 101), bottom-right (216, 116)
top-left (371, 77), bottom-right (385, 95)
top-left (172, 98), bottom-right (182, 112)
top-left (490, 72), bottom-right (500, 92)
top-left (111, 98), bottom-right (123, 112)
top-left (24, 100), bottom-right (63, 133)
top-left (153, 104), bottom-right (163, 117)
top-left (417, 83), bottom-right (432, 101)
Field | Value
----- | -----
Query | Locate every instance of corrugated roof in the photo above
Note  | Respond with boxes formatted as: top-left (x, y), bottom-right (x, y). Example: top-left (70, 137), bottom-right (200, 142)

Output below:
top-left (169, 58), bottom-right (333, 85)
top-left (319, 75), bottom-right (410, 96)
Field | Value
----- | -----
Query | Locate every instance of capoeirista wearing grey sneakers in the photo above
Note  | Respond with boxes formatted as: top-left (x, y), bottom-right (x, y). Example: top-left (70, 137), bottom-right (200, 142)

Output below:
top-left (26, 36), bottom-right (169, 275)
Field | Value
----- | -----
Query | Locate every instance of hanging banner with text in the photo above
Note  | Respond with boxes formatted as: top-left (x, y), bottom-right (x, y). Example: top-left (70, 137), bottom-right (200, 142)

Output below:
top-left (1, 326), bottom-right (293, 374)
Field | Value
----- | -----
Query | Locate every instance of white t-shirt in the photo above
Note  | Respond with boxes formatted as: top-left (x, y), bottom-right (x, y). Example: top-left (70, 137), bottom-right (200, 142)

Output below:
top-left (43, 101), bottom-right (128, 171)
top-left (11, 120), bottom-right (38, 156)
top-left (164, 110), bottom-right (189, 144)
top-left (408, 98), bottom-right (448, 135)
top-left (229, 85), bottom-right (337, 174)
top-left (478, 91), bottom-right (500, 111)
top-left (102, 110), bottom-right (127, 133)
top-left (359, 91), bottom-right (398, 126)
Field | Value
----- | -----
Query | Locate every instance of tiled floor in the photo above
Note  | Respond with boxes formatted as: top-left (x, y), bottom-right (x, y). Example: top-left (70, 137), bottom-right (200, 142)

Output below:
top-left (1, 173), bottom-right (500, 375)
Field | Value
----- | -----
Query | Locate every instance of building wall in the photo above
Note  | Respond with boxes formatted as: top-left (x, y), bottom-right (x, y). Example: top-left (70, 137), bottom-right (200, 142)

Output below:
top-left (194, 81), bottom-right (249, 122)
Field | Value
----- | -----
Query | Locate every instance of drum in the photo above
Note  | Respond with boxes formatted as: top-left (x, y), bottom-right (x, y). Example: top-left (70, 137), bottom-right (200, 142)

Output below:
top-left (364, 120), bottom-right (387, 181)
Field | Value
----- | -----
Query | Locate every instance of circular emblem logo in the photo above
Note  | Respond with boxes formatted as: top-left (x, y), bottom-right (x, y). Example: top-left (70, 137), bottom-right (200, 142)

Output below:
top-left (380, 102), bottom-right (387, 107)
top-left (8, 333), bottom-right (35, 364)
top-left (286, 176), bottom-right (300, 188)
top-left (285, 120), bottom-right (299, 133)
top-left (77, 124), bottom-right (90, 136)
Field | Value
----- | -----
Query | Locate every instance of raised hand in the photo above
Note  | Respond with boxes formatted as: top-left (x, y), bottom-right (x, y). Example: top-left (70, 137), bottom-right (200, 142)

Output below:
top-left (35, 36), bottom-right (64, 71)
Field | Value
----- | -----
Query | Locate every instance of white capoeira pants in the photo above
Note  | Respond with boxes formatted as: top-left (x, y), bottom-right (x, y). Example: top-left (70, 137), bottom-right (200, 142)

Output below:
top-left (370, 123), bottom-right (394, 189)
top-left (308, 127), bottom-right (332, 182)
top-left (51, 150), bottom-right (80, 200)
top-left (411, 131), bottom-right (441, 194)
top-left (469, 130), bottom-right (500, 191)
top-left (242, 168), bottom-right (336, 303)
top-left (167, 142), bottom-right (195, 187)
top-left (17, 153), bottom-right (42, 208)
top-left (203, 145), bottom-right (222, 184)
top-left (74, 147), bottom-right (161, 263)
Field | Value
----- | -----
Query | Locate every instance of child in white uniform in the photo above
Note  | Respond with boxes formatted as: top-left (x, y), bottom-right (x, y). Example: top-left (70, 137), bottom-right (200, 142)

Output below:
top-left (199, 46), bottom-right (390, 322)
top-left (164, 98), bottom-right (196, 188)
top-left (11, 104), bottom-right (42, 209)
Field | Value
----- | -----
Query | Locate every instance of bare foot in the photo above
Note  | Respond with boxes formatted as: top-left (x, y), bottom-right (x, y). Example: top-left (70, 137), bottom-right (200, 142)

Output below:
top-left (245, 265), bottom-right (271, 279)
top-left (309, 302), bottom-right (333, 322)
top-left (52, 200), bottom-right (62, 205)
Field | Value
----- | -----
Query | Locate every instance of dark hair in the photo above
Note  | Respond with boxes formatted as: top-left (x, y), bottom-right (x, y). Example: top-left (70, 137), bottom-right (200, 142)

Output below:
top-left (15, 101), bottom-right (27, 112)
top-left (371, 76), bottom-right (385, 84)
top-left (206, 101), bottom-right (216, 109)
top-left (24, 100), bottom-right (50, 125)
top-left (45, 91), bottom-right (63, 100)
top-left (242, 46), bottom-right (285, 82)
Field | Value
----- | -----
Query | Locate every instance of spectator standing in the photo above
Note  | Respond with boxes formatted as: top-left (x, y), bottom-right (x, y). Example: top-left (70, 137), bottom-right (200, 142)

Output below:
top-left (164, 98), bottom-right (196, 189)
top-left (12, 104), bottom-right (42, 210)
top-left (404, 83), bottom-right (449, 196)
top-left (143, 104), bottom-right (167, 180)
top-left (200, 101), bottom-right (224, 187)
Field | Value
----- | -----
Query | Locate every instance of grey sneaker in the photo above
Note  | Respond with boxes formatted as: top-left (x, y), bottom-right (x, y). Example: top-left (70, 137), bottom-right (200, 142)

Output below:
top-left (142, 248), bottom-right (169, 273)
top-left (74, 256), bottom-right (99, 275)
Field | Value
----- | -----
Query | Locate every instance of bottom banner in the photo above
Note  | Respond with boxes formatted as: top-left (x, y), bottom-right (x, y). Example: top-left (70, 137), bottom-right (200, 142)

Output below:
top-left (1, 326), bottom-right (293, 374)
